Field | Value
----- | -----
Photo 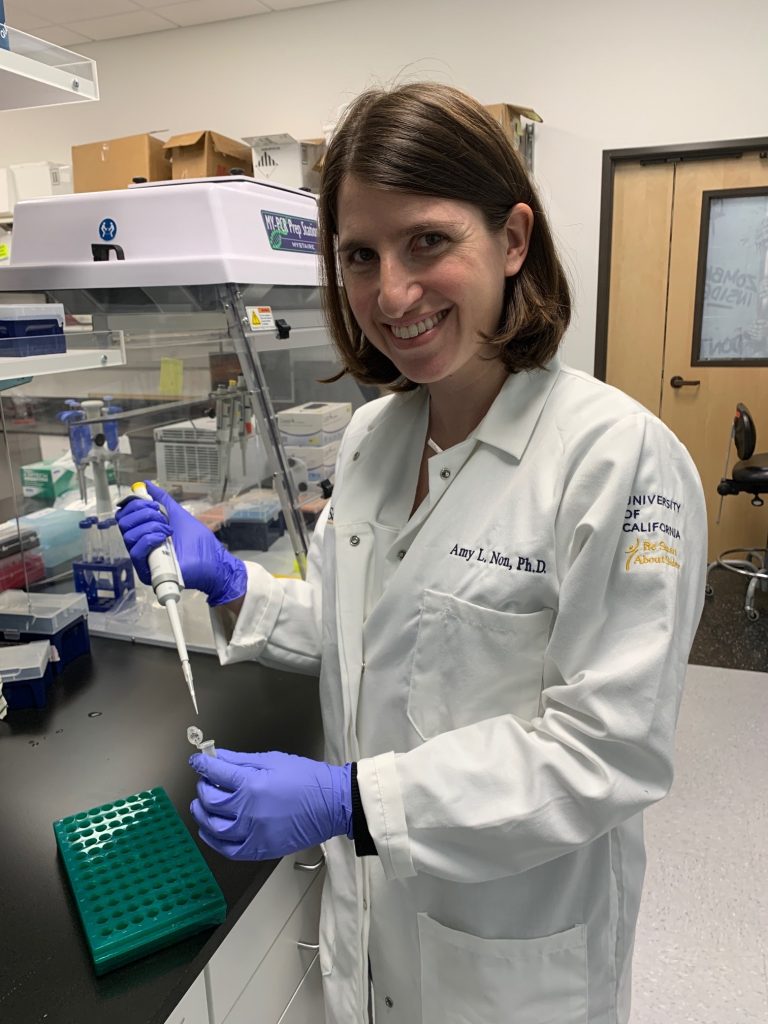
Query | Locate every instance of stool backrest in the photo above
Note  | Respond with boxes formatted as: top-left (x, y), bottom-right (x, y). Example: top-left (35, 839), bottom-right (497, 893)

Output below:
top-left (734, 403), bottom-right (757, 461)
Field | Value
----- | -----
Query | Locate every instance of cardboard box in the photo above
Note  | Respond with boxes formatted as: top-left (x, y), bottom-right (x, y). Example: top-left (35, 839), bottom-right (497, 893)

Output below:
top-left (11, 161), bottom-right (72, 201)
top-left (72, 133), bottom-right (168, 193)
top-left (484, 104), bottom-right (542, 171)
top-left (245, 134), bottom-right (325, 192)
top-left (163, 131), bottom-right (253, 180)
top-left (20, 458), bottom-right (76, 503)
top-left (0, 167), bottom-right (16, 217)
top-left (277, 401), bottom-right (352, 446)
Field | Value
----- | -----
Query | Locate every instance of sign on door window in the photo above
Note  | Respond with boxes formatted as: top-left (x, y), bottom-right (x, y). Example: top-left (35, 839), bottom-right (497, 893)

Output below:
top-left (692, 187), bottom-right (768, 365)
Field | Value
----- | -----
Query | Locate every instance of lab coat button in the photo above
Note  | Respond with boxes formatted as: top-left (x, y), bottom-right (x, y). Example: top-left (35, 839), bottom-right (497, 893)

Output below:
top-left (350, 535), bottom-right (360, 546)
top-left (363, 898), bottom-right (368, 909)
top-left (353, 451), bottom-right (360, 461)
top-left (397, 549), bottom-right (406, 560)
top-left (440, 468), bottom-right (451, 480)
top-left (385, 997), bottom-right (393, 1008)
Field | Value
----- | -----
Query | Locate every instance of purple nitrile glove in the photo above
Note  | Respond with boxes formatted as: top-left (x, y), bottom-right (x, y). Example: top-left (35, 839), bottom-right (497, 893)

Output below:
top-left (189, 749), bottom-right (354, 861)
top-left (115, 480), bottom-right (247, 606)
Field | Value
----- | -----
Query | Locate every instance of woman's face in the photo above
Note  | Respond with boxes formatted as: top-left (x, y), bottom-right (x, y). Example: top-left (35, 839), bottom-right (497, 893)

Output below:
top-left (336, 176), bottom-right (532, 388)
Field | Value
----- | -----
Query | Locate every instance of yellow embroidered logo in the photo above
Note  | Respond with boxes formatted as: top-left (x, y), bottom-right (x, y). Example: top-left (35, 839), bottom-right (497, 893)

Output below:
top-left (625, 539), bottom-right (682, 572)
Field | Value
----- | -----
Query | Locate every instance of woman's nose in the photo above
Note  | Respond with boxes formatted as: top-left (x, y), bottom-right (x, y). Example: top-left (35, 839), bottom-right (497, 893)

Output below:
top-left (377, 257), bottom-right (423, 319)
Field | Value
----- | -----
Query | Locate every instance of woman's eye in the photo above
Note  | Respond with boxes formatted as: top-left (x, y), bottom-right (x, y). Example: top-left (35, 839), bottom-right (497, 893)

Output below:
top-left (348, 247), bottom-right (377, 266)
top-left (416, 233), bottom-right (447, 251)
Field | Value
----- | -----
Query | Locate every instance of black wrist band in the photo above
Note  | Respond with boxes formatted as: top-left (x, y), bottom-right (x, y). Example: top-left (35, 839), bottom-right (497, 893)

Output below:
top-left (350, 763), bottom-right (377, 857)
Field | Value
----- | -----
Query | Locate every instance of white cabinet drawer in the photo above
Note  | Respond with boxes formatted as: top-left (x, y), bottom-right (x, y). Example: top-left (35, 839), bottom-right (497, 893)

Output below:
top-left (208, 847), bottom-right (324, 1024)
top-left (223, 870), bottom-right (323, 1024)
top-left (164, 971), bottom-right (209, 1024)
top-left (278, 955), bottom-right (323, 1024)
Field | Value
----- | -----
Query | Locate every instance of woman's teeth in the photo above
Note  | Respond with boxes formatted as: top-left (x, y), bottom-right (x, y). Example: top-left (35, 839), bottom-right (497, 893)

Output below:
top-left (390, 309), bottom-right (448, 340)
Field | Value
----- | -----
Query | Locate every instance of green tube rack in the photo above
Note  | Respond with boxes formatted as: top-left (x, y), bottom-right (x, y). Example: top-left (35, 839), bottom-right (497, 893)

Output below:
top-left (53, 786), bottom-right (227, 975)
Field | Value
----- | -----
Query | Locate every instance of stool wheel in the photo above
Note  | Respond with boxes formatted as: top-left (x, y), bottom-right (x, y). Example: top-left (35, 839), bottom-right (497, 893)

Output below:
top-left (704, 583), bottom-right (714, 597)
top-left (747, 608), bottom-right (760, 622)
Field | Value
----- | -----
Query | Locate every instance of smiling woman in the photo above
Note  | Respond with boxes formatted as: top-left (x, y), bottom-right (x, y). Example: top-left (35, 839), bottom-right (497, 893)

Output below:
top-left (115, 80), bottom-right (708, 1024)
top-left (318, 82), bottom-right (571, 391)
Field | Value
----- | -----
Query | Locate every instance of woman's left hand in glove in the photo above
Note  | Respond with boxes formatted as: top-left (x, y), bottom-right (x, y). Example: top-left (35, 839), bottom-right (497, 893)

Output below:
top-left (189, 749), bottom-right (354, 860)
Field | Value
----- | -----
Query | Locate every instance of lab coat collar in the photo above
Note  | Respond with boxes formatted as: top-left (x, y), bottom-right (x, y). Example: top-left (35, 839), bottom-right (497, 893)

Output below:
top-left (473, 355), bottom-right (562, 460)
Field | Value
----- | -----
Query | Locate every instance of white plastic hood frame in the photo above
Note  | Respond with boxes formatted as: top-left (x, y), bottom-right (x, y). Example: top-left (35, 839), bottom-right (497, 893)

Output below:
top-left (3, 177), bottom-right (320, 291)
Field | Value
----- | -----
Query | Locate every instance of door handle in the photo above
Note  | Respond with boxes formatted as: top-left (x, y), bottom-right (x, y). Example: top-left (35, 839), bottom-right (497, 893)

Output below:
top-left (296, 941), bottom-right (320, 951)
top-left (670, 375), bottom-right (701, 389)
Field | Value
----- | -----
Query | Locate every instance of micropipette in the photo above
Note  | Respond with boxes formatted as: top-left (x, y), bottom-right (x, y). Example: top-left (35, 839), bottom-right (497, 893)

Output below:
top-left (118, 482), bottom-right (199, 714)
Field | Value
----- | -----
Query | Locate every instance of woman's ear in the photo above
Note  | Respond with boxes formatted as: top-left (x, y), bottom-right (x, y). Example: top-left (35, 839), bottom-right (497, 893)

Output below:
top-left (504, 203), bottom-right (534, 276)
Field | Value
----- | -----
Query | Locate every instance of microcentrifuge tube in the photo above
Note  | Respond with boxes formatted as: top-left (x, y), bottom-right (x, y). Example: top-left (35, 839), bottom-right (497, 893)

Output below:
top-left (187, 726), bottom-right (217, 757)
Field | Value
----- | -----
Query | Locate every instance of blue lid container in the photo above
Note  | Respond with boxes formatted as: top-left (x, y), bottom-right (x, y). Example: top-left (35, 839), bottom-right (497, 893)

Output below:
top-left (0, 641), bottom-right (54, 710)
top-left (0, 304), bottom-right (66, 357)
top-left (0, 591), bottom-right (89, 675)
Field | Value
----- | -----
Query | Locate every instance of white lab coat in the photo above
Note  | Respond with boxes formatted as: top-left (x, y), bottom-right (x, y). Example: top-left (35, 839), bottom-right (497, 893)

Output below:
top-left (212, 356), bottom-right (706, 1024)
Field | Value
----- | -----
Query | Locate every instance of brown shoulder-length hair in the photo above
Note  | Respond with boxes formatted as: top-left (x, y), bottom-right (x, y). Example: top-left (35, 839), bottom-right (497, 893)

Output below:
top-left (318, 82), bottom-right (571, 391)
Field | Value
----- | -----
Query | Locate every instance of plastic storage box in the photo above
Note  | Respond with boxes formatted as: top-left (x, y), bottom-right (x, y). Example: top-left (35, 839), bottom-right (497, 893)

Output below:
top-left (19, 508), bottom-right (83, 568)
top-left (0, 641), bottom-right (54, 709)
top-left (277, 401), bottom-right (351, 446)
top-left (0, 550), bottom-right (46, 592)
top-left (228, 490), bottom-right (282, 523)
top-left (0, 591), bottom-right (89, 675)
top-left (219, 512), bottom-right (285, 552)
top-left (0, 304), bottom-right (66, 357)
top-left (53, 787), bottom-right (227, 975)
top-left (0, 521), bottom-right (40, 558)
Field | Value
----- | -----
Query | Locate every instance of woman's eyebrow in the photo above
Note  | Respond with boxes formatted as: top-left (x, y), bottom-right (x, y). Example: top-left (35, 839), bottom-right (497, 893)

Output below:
top-left (337, 220), bottom-right (463, 252)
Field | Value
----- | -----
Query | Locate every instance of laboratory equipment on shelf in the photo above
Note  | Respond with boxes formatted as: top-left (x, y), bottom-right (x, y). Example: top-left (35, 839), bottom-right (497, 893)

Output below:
top-left (59, 397), bottom-right (123, 516)
top-left (119, 483), bottom-right (198, 714)
top-left (208, 375), bottom-right (255, 501)
top-left (0, 304), bottom-right (66, 357)
top-left (0, 175), bottom-right (365, 654)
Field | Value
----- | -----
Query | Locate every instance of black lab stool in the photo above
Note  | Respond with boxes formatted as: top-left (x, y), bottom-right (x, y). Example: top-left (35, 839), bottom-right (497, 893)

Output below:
top-left (705, 403), bottom-right (768, 620)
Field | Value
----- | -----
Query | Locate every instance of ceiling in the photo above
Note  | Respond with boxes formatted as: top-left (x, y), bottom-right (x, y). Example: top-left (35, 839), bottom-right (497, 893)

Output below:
top-left (3, 0), bottom-right (340, 48)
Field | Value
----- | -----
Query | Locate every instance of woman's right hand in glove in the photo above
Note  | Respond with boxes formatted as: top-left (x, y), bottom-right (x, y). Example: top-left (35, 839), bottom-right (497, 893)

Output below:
top-left (115, 481), bottom-right (247, 607)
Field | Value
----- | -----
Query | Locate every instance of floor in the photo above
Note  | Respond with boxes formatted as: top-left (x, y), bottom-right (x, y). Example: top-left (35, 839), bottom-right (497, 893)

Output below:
top-left (631, 662), bottom-right (768, 1022)
top-left (691, 563), bottom-right (768, 673)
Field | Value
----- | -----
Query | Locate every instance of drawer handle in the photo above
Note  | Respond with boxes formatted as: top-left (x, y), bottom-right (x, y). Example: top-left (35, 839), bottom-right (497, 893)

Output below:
top-left (294, 854), bottom-right (325, 872)
top-left (296, 941), bottom-right (320, 951)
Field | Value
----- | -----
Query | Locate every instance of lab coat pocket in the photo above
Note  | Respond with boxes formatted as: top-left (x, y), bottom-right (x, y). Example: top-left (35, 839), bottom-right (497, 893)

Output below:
top-left (407, 589), bottom-right (552, 740)
top-left (418, 914), bottom-right (588, 1024)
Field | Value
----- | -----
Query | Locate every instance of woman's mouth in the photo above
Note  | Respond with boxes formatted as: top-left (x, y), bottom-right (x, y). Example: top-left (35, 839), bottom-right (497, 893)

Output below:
top-left (386, 308), bottom-right (450, 343)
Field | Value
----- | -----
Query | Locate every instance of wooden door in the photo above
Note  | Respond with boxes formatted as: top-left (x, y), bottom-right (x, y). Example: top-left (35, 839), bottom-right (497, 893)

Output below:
top-left (606, 152), bottom-right (768, 560)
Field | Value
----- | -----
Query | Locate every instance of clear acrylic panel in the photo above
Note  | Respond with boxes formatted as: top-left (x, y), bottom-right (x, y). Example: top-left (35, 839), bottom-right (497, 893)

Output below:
top-left (0, 285), bottom-right (365, 651)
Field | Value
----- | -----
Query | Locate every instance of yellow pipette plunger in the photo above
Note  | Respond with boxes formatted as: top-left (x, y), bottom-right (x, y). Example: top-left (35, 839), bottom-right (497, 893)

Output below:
top-left (129, 482), bottom-right (198, 714)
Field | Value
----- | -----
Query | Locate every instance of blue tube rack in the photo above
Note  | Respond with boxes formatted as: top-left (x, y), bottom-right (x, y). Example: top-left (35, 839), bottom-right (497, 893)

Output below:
top-left (72, 557), bottom-right (135, 612)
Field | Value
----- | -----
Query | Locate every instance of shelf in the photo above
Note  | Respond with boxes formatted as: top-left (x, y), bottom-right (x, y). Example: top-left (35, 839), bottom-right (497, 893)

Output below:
top-left (0, 26), bottom-right (98, 111)
top-left (0, 330), bottom-right (124, 386)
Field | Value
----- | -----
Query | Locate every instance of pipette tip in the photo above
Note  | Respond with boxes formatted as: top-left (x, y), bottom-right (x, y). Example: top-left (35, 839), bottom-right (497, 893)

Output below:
top-left (182, 661), bottom-right (198, 715)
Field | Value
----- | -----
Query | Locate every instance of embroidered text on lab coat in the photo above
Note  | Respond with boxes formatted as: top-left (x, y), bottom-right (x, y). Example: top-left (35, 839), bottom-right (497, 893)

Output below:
top-left (449, 544), bottom-right (547, 574)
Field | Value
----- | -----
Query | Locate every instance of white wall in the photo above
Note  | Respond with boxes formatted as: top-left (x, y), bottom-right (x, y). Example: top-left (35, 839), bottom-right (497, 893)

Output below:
top-left (3, 0), bottom-right (768, 372)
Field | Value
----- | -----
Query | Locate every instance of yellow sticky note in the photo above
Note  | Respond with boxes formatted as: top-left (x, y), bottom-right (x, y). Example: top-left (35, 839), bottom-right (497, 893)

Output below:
top-left (0, 244), bottom-right (9, 261)
top-left (159, 357), bottom-right (184, 396)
